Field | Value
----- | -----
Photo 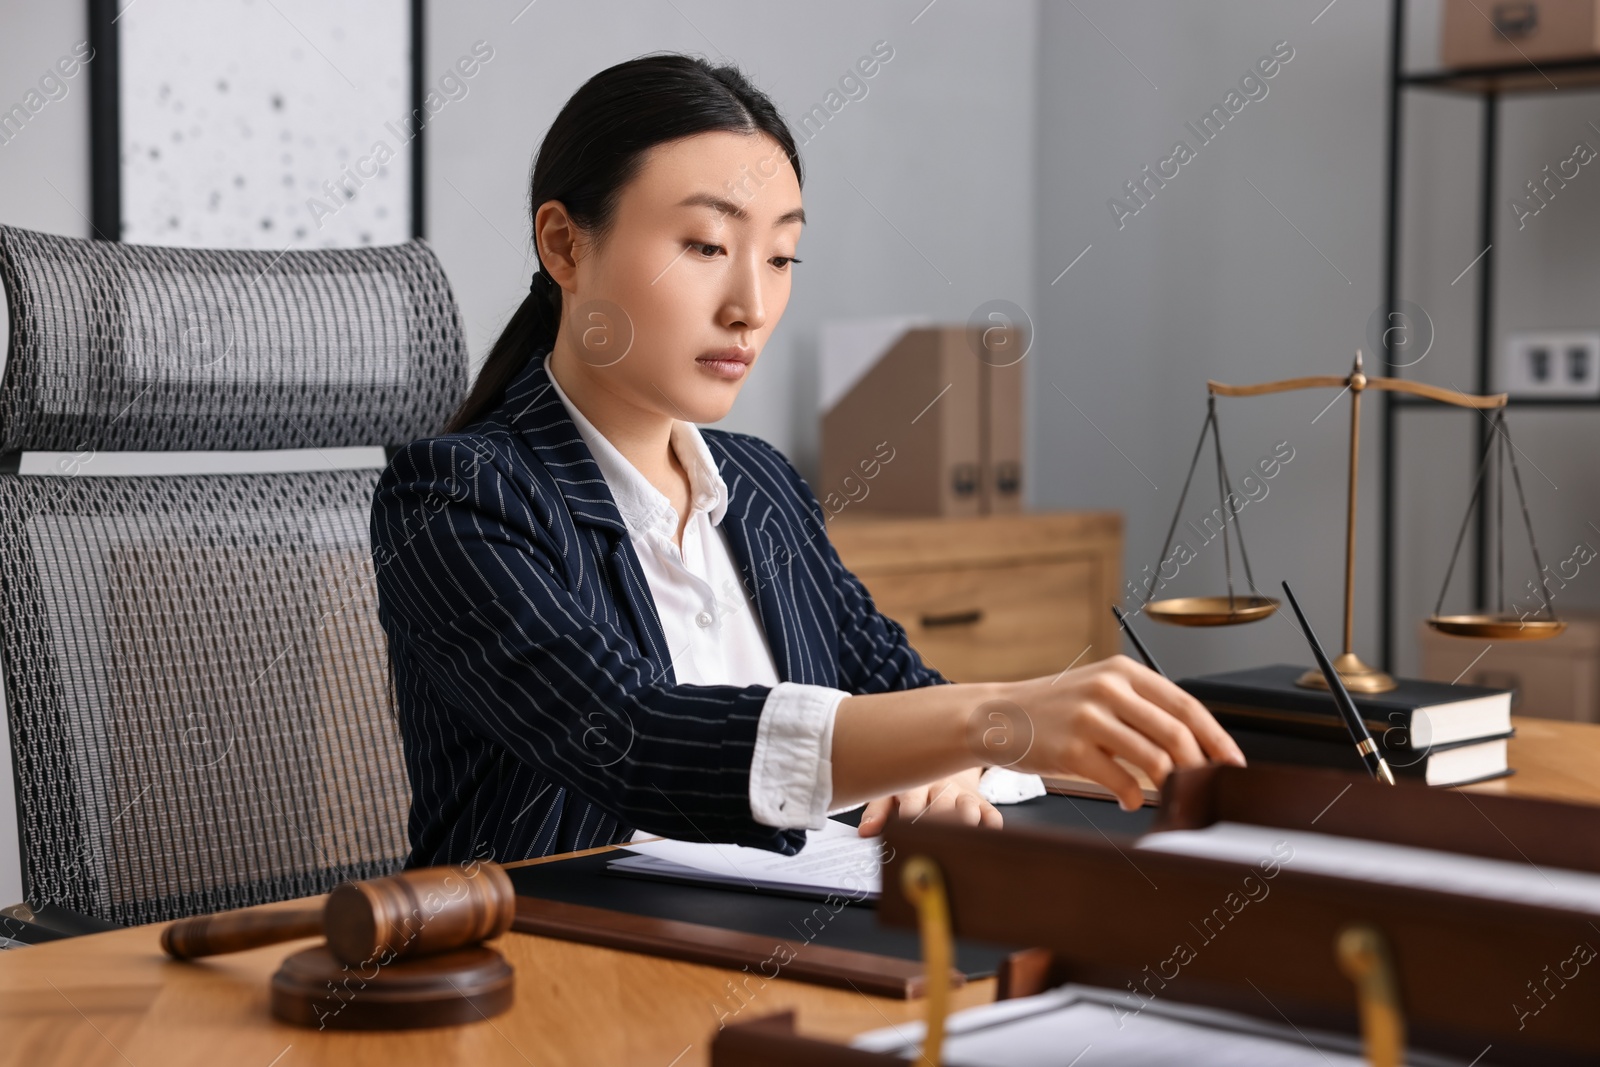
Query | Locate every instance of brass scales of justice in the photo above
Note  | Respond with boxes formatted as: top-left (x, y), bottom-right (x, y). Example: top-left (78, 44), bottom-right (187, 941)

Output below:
top-left (1139, 350), bottom-right (1565, 694)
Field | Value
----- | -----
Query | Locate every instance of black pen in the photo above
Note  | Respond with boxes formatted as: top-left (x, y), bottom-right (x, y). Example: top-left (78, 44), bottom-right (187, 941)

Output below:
top-left (1279, 581), bottom-right (1396, 785)
top-left (1111, 604), bottom-right (1165, 677)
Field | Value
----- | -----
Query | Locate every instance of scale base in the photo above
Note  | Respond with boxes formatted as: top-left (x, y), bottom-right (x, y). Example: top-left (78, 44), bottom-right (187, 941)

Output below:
top-left (1295, 652), bottom-right (1397, 694)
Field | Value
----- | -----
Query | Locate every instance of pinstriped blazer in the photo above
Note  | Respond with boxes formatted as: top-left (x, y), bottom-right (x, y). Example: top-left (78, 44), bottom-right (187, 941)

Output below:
top-left (370, 346), bottom-right (950, 868)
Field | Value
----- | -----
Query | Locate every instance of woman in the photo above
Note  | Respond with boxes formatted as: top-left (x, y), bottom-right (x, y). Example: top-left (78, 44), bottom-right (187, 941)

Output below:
top-left (371, 53), bottom-right (1244, 869)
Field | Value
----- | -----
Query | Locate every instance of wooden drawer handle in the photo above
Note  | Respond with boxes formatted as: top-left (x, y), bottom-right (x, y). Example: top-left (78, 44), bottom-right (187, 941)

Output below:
top-left (920, 608), bottom-right (984, 628)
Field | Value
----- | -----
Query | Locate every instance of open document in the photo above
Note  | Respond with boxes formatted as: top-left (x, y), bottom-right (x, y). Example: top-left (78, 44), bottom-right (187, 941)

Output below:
top-left (606, 817), bottom-right (883, 902)
top-left (850, 983), bottom-right (1475, 1065)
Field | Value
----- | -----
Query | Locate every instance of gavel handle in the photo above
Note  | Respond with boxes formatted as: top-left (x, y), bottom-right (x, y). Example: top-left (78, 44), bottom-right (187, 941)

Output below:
top-left (161, 905), bottom-right (324, 959)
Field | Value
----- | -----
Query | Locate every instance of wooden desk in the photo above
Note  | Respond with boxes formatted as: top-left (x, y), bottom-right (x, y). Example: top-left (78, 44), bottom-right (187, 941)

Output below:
top-left (0, 846), bottom-right (995, 1067)
top-left (2, 717), bottom-right (1595, 1066)
top-left (1463, 715), bottom-right (1600, 805)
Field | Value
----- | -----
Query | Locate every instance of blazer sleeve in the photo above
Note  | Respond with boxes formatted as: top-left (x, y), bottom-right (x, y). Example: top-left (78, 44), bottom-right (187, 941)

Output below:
top-left (749, 435), bottom-right (954, 696)
top-left (371, 435), bottom-right (807, 854)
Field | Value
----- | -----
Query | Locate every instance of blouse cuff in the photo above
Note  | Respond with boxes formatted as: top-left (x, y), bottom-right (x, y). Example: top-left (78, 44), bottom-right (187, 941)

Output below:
top-left (749, 681), bottom-right (851, 830)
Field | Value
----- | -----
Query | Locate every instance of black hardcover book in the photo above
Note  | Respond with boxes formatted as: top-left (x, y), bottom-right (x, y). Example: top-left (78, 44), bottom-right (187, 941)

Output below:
top-left (1228, 727), bottom-right (1515, 787)
top-left (1178, 663), bottom-right (1512, 752)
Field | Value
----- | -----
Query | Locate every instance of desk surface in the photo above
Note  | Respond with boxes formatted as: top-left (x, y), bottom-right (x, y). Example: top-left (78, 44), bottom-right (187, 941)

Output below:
top-left (1461, 715), bottom-right (1600, 805)
top-left (1, 715), bottom-right (1595, 1066)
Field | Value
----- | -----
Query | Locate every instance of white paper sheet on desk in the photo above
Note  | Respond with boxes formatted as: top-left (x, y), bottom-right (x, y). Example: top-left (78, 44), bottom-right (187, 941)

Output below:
top-left (1137, 820), bottom-right (1600, 916)
top-left (611, 817), bottom-right (883, 900)
top-left (850, 983), bottom-right (1474, 1066)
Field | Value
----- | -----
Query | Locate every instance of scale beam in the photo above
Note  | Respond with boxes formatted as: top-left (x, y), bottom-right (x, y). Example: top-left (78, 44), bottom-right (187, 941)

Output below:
top-left (1209, 375), bottom-right (1507, 409)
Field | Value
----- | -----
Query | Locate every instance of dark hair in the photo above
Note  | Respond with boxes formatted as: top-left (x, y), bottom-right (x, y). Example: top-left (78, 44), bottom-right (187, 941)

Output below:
top-left (439, 53), bottom-right (804, 435)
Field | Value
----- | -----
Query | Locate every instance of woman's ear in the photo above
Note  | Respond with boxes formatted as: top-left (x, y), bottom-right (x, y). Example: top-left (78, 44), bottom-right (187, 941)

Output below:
top-left (533, 199), bottom-right (581, 290)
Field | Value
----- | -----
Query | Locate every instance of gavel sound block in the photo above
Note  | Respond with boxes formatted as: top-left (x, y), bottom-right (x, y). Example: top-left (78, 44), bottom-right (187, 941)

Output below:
top-left (161, 862), bottom-right (517, 1030)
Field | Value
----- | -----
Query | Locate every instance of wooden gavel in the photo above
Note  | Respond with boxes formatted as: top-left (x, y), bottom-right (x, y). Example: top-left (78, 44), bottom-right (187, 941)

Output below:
top-left (161, 862), bottom-right (516, 967)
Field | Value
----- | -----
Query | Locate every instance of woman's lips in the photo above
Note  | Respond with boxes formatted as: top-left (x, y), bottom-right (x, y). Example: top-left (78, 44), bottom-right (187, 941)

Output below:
top-left (695, 356), bottom-right (748, 380)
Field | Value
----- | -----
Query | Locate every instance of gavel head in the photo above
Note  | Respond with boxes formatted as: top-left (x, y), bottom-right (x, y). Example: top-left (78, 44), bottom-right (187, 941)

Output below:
top-left (322, 861), bottom-right (515, 968)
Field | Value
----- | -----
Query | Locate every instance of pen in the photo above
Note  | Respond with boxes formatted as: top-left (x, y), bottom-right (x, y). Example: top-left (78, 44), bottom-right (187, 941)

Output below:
top-left (1111, 604), bottom-right (1165, 677)
top-left (1279, 581), bottom-right (1396, 785)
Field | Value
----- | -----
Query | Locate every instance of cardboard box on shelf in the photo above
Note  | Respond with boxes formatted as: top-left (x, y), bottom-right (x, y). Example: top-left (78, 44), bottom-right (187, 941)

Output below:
top-left (819, 323), bottom-right (1023, 520)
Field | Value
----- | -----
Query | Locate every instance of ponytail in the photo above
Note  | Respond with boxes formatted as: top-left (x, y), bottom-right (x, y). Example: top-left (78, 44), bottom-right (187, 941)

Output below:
top-left (440, 273), bottom-right (562, 434)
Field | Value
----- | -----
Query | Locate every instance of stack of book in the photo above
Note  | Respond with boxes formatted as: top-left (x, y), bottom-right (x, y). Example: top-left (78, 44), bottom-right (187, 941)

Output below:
top-left (1177, 663), bottom-right (1514, 787)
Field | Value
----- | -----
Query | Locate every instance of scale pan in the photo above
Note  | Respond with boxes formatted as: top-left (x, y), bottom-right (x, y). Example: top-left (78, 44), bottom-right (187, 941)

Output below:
top-left (1426, 614), bottom-right (1566, 641)
top-left (1145, 595), bottom-right (1279, 627)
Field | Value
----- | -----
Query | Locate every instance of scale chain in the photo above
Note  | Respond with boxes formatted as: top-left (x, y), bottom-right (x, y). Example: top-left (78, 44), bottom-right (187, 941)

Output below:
top-left (1143, 400), bottom-right (1216, 606)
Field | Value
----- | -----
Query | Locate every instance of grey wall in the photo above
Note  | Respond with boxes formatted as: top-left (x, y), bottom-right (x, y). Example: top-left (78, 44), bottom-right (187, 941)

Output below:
top-left (1034, 0), bottom-right (1395, 679)
top-left (2, 0), bottom-right (1598, 686)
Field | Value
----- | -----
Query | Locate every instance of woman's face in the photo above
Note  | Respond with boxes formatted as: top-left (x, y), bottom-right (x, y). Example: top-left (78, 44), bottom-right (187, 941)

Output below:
top-left (553, 129), bottom-right (804, 425)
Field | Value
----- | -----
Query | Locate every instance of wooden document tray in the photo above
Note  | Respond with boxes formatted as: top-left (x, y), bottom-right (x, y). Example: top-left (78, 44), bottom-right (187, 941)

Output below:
top-left (713, 764), bottom-right (1600, 1065)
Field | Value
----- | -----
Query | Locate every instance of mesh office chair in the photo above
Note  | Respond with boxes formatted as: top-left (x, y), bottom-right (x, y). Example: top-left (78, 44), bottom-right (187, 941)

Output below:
top-left (0, 223), bottom-right (467, 929)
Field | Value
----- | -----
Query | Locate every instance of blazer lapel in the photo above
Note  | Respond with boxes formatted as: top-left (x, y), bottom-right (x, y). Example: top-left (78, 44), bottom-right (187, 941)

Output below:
top-left (504, 349), bottom-right (673, 678)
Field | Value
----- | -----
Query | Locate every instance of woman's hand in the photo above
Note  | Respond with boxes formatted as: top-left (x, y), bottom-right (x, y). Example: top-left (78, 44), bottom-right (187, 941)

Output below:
top-left (855, 766), bottom-right (1003, 837)
top-left (995, 654), bottom-right (1247, 811)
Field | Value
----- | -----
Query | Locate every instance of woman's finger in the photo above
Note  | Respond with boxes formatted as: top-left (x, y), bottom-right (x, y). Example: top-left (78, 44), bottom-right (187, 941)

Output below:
top-left (894, 784), bottom-right (936, 822)
top-left (952, 791), bottom-right (992, 827)
top-left (1121, 664), bottom-right (1246, 766)
top-left (857, 796), bottom-right (895, 836)
top-left (977, 796), bottom-right (1005, 829)
top-left (1101, 680), bottom-right (1208, 771)
top-left (1082, 706), bottom-right (1182, 787)
top-left (1063, 741), bottom-right (1145, 812)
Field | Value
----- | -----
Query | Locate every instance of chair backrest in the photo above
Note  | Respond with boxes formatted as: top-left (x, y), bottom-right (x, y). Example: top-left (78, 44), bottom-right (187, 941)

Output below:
top-left (0, 224), bottom-right (468, 925)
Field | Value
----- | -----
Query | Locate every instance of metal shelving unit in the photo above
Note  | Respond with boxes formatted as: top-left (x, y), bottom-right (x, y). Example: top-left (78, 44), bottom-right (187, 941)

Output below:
top-left (1379, 1), bottom-right (1600, 669)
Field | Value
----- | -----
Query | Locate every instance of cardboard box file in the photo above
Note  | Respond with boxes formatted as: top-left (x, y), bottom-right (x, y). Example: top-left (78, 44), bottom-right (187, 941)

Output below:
top-left (1442, 0), bottom-right (1600, 68)
top-left (819, 324), bottom-right (1023, 518)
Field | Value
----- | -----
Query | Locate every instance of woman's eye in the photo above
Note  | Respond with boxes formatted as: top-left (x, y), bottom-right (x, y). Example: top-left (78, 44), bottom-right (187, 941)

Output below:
top-left (687, 242), bottom-right (800, 270)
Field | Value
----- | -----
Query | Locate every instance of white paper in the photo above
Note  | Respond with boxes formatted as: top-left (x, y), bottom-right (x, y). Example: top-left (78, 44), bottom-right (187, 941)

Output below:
top-left (850, 983), bottom-right (1473, 1066)
top-left (612, 817), bottom-right (883, 900)
top-left (1138, 821), bottom-right (1600, 916)
top-left (978, 766), bottom-right (1048, 804)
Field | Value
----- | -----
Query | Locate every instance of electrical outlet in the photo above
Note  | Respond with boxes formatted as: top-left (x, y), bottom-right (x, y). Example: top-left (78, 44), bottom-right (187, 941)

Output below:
top-left (1502, 332), bottom-right (1600, 397)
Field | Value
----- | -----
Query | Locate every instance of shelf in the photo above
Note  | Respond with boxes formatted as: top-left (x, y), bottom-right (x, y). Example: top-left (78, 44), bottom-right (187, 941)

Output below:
top-left (1403, 55), bottom-right (1600, 94)
top-left (1391, 394), bottom-right (1600, 408)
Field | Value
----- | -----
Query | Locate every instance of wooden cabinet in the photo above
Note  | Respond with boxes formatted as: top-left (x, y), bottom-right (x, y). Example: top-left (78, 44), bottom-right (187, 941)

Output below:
top-left (826, 511), bottom-right (1123, 684)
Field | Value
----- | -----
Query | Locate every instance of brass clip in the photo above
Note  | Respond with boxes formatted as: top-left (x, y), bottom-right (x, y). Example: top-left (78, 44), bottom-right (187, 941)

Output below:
top-left (1336, 922), bottom-right (1406, 1067)
top-left (902, 855), bottom-right (953, 1065)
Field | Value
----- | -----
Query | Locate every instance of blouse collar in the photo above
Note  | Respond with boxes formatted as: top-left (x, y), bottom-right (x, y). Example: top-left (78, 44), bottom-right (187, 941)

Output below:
top-left (541, 350), bottom-right (729, 535)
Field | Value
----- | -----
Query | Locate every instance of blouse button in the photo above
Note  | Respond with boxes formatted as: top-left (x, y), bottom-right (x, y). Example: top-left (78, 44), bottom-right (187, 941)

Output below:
top-left (695, 610), bottom-right (714, 628)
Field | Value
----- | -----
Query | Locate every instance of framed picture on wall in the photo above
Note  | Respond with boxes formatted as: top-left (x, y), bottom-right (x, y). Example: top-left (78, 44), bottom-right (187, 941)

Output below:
top-left (88, 0), bottom-right (424, 249)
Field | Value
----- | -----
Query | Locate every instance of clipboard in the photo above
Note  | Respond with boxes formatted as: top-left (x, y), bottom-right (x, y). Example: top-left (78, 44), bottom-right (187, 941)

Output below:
top-left (506, 838), bottom-right (1010, 998)
top-left (712, 764), bottom-right (1600, 1065)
